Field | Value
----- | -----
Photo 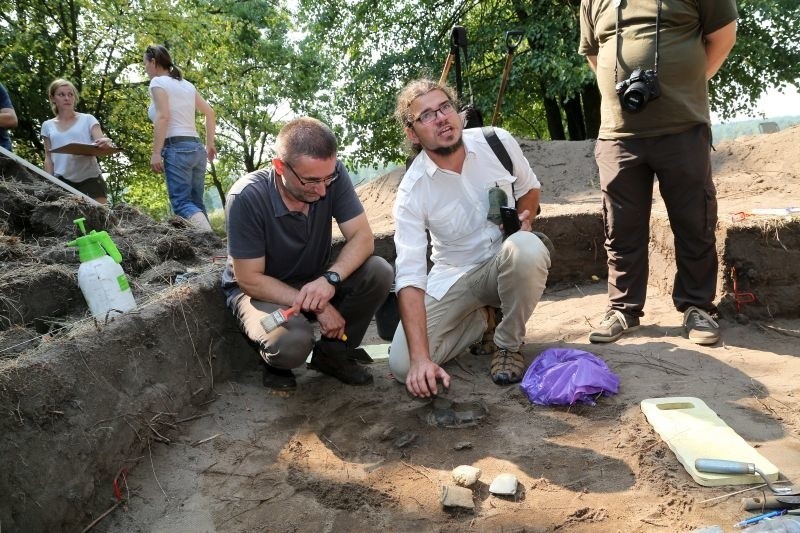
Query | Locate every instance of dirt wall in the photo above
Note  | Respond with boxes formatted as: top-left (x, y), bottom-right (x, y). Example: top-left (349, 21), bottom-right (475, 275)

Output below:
top-left (0, 273), bottom-right (253, 532)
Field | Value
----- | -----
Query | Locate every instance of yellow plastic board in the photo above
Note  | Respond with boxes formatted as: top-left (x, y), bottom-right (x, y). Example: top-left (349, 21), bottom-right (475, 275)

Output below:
top-left (640, 396), bottom-right (779, 486)
top-left (362, 343), bottom-right (390, 361)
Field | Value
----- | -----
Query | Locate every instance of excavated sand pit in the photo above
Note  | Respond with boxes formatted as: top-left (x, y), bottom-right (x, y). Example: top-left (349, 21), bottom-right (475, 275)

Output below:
top-left (1, 127), bottom-right (799, 531)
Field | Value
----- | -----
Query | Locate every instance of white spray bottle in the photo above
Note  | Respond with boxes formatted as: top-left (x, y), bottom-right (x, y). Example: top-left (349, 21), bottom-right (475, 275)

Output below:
top-left (67, 217), bottom-right (136, 320)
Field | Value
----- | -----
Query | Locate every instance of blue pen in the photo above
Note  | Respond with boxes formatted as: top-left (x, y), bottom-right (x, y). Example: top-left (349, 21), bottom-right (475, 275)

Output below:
top-left (734, 509), bottom-right (787, 528)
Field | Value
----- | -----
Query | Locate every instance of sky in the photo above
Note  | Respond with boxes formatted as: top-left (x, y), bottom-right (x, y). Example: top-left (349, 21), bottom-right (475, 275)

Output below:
top-left (712, 85), bottom-right (800, 124)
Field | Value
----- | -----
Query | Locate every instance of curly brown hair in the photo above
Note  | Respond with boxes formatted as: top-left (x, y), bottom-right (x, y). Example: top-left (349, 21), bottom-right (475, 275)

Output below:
top-left (394, 79), bottom-right (459, 127)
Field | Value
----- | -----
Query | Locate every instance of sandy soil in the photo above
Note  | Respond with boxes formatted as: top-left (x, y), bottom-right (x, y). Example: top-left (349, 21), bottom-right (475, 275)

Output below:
top-left (101, 126), bottom-right (800, 532)
top-left (2, 125), bottom-right (799, 532)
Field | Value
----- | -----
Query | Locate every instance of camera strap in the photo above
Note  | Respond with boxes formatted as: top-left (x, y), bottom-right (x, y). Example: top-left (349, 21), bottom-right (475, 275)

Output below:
top-left (614, 0), bottom-right (662, 84)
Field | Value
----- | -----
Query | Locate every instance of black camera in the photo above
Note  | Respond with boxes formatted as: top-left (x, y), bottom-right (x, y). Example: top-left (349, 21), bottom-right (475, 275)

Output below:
top-left (615, 68), bottom-right (660, 113)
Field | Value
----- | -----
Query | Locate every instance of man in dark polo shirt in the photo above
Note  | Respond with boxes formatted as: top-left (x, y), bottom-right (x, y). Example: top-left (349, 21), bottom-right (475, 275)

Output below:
top-left (222, 117), bottom-right (393, 392)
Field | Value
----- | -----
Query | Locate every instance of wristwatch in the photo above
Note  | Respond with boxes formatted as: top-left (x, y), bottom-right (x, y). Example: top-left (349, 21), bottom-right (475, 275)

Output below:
top-left (322, 270), bottom-right (341, 288)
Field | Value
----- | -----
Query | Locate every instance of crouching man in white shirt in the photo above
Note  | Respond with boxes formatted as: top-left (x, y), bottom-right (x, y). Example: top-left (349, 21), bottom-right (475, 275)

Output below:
top-left (389, 78), bottom-right (551, 398)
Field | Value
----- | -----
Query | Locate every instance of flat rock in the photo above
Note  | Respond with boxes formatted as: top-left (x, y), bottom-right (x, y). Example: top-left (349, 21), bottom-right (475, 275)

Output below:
top-left (489, 473), bottom-right (518, 495)
top-left (440, 485), bottom-right (474, 509)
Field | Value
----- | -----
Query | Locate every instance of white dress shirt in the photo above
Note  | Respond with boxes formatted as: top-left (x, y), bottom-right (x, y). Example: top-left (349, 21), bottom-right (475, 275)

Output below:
top-left (393, 127), bottom-right (541, 300)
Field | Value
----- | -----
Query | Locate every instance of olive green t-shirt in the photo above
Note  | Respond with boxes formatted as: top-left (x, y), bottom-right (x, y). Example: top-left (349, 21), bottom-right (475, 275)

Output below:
top-left (579, 0), bottom-right (738, 139)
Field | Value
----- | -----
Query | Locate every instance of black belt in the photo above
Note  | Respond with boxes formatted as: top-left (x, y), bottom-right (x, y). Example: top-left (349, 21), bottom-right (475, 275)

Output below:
top-left (164, 136), bottom-right (200, 145)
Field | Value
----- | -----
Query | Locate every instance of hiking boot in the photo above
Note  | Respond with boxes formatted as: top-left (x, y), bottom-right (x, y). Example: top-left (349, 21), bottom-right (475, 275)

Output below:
top-left (490, 348), bottom-right (525, 386)
top-left (262, 363), bottom-right (296, 391)
top-left (470, 307), bottom-right (501, 355)
top-left (348, 347), bottom-right (374, 364)
top-left (589, 309), bottom-right (640, 344)
top-left (307, 342), bottom-right (373, 386)
top-left (683, 306), bottom-right (720, 345)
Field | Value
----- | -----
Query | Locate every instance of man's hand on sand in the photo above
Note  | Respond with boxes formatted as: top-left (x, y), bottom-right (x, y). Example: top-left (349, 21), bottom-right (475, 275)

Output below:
top-left (406, 359), bottom-right (450, 398)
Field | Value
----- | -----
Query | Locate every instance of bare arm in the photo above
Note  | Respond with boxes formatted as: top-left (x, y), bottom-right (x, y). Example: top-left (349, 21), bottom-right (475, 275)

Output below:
top-left (150, 87), bottom-right (169, 172)
top-left (232, 256), bottom-right (300, 305)
top-left (586, 55), bottom-right (597, 73)
top-left (293, 212), bottom-right (374, 314)
top-left (704, 20), bottom-right (737, 80)
top-left (0, 107), bottom-right (17, 129)
top-left (90, 123), bottom-right (112, 148)
top-left (397, 285), bottom-right (450, 398)
top-left (515, 187), bottom-right (541, 232)
top-left (195, 92), bottom-right (216, 162)
top-left (331, 212), bottom-right (374, 279)
top-left (43, 136), bottom-right (54, 175)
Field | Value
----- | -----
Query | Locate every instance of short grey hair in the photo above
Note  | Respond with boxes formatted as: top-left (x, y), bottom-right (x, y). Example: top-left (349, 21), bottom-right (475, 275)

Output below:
top-left (275, 117), bottom-right (338, 164)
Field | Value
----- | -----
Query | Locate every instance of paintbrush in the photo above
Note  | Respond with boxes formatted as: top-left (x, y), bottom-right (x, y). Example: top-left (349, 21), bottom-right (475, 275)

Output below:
top-left (260, 307), bottom-right (349, 341)
top-left (260, 308), bottom-right (297, 334)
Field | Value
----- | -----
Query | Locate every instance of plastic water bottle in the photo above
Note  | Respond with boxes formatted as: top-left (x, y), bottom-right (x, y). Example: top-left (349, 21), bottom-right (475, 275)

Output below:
top-left (67, 217), bottom-right (136, 320)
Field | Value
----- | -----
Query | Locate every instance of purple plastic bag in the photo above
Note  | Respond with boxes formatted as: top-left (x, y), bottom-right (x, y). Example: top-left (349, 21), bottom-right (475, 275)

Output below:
top-left (520, 348), bottom-right (620, 406)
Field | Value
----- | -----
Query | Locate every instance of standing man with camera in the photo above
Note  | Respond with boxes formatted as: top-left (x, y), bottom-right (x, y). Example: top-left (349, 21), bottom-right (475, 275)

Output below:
top-left (579, 0), bottom-right (737, 345)
top-left (389, 78), bottom-right (551, 398)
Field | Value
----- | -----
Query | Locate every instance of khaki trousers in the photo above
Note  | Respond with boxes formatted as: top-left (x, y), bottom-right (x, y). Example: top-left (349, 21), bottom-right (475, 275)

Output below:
top-left (389, 231), bottom-right (550, 382)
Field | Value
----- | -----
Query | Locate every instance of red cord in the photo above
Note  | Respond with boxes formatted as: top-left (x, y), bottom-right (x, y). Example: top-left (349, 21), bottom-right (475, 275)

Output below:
top-left (732, 266), bottom-right (756, 313)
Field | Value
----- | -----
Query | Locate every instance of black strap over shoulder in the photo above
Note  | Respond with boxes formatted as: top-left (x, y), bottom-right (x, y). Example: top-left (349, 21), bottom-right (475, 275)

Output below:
top-left (481, 125), bottom-right (541, 216)
top-left (481, 126), bottom-right (513, 175)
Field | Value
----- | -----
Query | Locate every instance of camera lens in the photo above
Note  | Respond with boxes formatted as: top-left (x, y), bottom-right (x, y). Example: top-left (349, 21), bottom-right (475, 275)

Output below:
top-left (622, 82), bottom-right (650, 112)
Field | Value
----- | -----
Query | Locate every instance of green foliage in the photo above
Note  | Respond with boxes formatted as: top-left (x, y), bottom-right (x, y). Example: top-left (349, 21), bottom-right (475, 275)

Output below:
top-left (1, 0), bottom-right (328, 217)
top-left (1, 0), bottom-right (798, 213)
top-left (208, 208), bottom-right (227, 236)
top-left (712, 0), bottom-right (800, 121)
top-left (298, 0), bottom-right (800, 164)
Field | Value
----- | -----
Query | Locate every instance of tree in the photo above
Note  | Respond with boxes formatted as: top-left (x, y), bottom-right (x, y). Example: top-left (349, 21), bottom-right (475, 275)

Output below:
top-left (297, 0), bottom-right (800, 165)
top-left (1, 0), bottom-right (331, 215)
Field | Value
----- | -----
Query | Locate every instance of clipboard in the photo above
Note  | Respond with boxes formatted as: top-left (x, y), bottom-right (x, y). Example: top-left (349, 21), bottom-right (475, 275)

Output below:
top-left (49, 143), bottom-right (122, 156)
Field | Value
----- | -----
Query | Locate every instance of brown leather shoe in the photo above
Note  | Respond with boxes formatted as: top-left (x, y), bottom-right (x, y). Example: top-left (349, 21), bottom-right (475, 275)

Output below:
top-left (307, 342), bottom-right (373, 386)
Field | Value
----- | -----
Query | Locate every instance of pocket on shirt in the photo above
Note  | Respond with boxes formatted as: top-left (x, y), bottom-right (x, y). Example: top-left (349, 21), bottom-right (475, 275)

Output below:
top-left (427, 201), bottom-right (482, 244)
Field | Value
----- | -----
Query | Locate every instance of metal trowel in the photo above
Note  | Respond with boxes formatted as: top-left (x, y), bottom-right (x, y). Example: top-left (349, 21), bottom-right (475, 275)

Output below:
top-left (696, 458), bottom-right (800, 495)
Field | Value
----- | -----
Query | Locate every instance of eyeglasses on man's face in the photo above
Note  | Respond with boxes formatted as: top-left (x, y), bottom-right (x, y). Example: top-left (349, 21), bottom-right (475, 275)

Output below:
top-left (283, 160), bottom-right (340, 187)
top-left (414, 101), bottom-right (456, 125)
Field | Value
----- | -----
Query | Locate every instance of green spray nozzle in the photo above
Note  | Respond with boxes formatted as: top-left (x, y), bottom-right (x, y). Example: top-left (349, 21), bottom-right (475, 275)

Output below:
top-left (66, 217), bottom-right (123, 263)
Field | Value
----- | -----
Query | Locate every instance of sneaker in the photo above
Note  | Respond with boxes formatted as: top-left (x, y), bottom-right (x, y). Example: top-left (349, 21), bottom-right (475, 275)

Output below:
top-left (469, 307), bottom-right (501, 355)
top-left (262, 363), bottom-right (297, 391)
top-left (490, 348), bottom-right (525, 386)
top-left (589, 309), bottom-right (640, 343)
top-left (307, 342), bottom-right (373, 386)
top-left (683, 306), bottom-right (720, 345)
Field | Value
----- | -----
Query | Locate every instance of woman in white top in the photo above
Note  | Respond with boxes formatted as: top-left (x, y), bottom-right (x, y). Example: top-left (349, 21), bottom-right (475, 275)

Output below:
top-left (41, 79), bottom-right (113, 204)
top-left (144, 44), bottom-right (216, 232)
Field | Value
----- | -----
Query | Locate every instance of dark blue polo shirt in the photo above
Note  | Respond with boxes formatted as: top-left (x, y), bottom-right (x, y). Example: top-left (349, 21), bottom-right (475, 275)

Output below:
top-left (0, 83), bottom-right (14, 152)
top-left (221, 162), bottom-right (364, 299)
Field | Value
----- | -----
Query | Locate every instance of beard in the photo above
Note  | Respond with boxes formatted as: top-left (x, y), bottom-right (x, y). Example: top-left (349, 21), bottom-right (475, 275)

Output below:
top-left (430, 135), bottom-right (464, 156)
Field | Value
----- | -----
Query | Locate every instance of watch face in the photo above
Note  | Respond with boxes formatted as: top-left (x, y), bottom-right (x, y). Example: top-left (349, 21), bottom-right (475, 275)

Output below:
top-left (324, 271), bottom-right (341, 285)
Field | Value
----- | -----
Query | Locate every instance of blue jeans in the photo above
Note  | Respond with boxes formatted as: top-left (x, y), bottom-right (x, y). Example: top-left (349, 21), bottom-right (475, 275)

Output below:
top-left (162, 139), bottom-right (208, 218)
